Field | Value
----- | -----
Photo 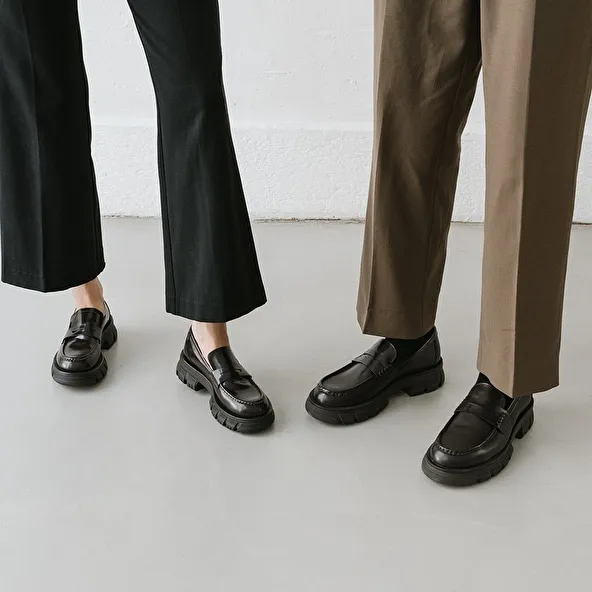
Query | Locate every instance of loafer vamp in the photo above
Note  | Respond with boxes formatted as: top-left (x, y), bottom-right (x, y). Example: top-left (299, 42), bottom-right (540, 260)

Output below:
top-left (54, 308), bottom-right (108, 373)
top-left (312, 364), bottom-right (395, 409)
top-left (217, 378), bottom-right (270, 419)
top-left (56, 338), bottom-right (102, 372)
top-left (182, 331), bottom-right (274, 421)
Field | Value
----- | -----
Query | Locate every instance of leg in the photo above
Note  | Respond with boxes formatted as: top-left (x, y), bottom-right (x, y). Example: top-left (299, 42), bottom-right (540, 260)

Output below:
top-left (126, 0), bottom-right (266, 323)
top-left (357, 0), bottom-right (482, 338)
top-left (478, 0), bottom-right (592, 396)
top-left (423, 0), bottom-right (592, 487)
top-left (0, 1), bottom-right (115, 387)
top-left (307, 0), bottom-right (480, 426)
top-left (127, 0), bottom-right (273, 433)
top-left (0, 0), bottom-right (104, 291)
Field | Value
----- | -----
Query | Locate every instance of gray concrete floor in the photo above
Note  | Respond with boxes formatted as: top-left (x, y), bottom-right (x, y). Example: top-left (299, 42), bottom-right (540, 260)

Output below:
top-left (1, 219), bottom-right (591, 591)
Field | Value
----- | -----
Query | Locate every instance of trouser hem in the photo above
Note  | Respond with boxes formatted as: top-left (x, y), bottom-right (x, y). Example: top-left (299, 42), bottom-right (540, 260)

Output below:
top-left (357, 304), bottom-right (435, 340)
top-left (477, 360), bottom-right (559, 398)
top-left (1, 261), bottom-right (105, 293)
top-left (166, 294), bottom-right (267, 323)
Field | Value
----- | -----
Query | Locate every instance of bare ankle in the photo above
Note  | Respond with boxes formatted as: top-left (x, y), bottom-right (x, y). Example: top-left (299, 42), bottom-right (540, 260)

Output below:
top-left (72, 278), bottom-right (106, 314)
top-left (191, 321), bottom-right (229, 360)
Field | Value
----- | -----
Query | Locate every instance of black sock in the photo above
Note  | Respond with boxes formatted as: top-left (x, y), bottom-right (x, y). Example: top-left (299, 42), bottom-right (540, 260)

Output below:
top-left (478, 372), bottom-right (491, 385)
top-left (477, 373), bottom-right (512, 407)
top-left (386, 328), bottom-right (434, 360)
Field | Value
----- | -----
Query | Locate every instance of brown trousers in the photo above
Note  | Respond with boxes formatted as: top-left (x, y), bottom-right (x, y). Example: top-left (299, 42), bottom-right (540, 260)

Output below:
top-left (358, 0), bottom-right (592, 396)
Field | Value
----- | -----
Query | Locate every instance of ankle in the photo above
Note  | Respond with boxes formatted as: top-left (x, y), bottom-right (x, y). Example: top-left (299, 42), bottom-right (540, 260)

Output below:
top-left (386, 327), bottom-right (434, 360)
top-left (191, 322), bottom-right (230, 360)
top-left (72, 278), bottom-right (105, 314)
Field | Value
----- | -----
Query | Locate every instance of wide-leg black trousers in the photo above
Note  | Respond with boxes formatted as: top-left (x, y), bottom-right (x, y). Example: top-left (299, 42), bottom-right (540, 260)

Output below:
top-left (0, 0), bottom-right (266, 322)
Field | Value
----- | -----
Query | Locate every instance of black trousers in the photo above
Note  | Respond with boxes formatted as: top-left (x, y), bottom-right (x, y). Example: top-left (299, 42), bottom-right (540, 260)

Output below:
top-left (0, 0), bottom-right (266, 322)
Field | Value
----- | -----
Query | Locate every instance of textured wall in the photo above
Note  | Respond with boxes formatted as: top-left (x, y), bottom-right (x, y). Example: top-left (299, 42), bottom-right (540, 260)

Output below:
top-left (80, 0), bottom-right (592, 221)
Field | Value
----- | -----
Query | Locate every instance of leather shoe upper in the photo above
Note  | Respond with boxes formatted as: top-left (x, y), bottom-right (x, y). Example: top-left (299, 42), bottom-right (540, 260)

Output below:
top-left (310, 329), bottom-right (441, 409)
top-left (427, 379), bottom-right (534, 470)
top-left (54, 307), bottom-right (110, 373)
top-left (183, 331), bottom-right (272, 419)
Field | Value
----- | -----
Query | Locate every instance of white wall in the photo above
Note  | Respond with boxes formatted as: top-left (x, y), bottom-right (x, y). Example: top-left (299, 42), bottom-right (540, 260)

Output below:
top-left (80, 0), bottom-right (592, 221)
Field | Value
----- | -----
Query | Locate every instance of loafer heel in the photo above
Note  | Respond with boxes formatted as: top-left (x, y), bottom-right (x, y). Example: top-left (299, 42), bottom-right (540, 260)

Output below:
top-left (401, 361), bottom-right (445, 397)
top-left (176, 356), bottom-right (208, 392)
top-left (515, 407), bottom-right (535, 439)
top-left (101, 321), bottom-right (118, 350)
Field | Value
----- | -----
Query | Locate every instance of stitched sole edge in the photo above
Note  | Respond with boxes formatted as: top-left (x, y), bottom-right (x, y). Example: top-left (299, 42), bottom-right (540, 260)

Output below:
top-left (209, 397), bottom-right (275, 434)
top-left (421, 405), bottom-right (535, 487)
top-left (305, 361), bottom-right (445, 426)
top-left (51, 355), bottom-right (108, 387)
top-left (176, 355), bottom-right (275, 434)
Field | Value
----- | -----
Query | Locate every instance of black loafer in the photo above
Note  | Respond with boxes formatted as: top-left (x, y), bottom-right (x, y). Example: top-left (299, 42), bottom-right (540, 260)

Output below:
top-left (422, 378), bottom-right (535, 486)
top-left (306, 328), bottom-right (444, 425)
top-left (51, 305), bottom-right (118, 387)
top-left (176, 329), bottom-right (274, 434)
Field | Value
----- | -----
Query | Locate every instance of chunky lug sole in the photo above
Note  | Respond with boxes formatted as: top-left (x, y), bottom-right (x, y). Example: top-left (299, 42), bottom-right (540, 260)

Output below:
top-left (421, 404), bottom-right (535, 487)
top-left (176, 355), bottom-right (275, 434)
top-left (305, 360), bottom-right (445, 425)
top-left (51, 319), bottom-right (118, 387)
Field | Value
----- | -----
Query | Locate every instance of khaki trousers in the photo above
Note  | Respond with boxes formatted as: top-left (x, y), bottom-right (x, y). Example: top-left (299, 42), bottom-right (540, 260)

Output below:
top-left (358, 0), bottom-right (592, 396)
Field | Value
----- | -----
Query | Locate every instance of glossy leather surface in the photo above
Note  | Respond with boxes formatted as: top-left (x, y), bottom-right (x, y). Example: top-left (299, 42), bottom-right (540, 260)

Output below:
top-left (310, 329), bottom-right (442, 409)
top-left (54, 307), bottom-right (111, 373)
top-left (427, 380), bottom-right (534, 470)
top-left (182, 330), bottom-right (272, 419)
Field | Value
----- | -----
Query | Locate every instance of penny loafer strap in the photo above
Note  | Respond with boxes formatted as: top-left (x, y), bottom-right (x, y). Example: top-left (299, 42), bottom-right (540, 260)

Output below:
top-left (212, 367), bottom-right (252, 385)
top-left (352, 340), bottom-right (397, 376)
top-left (352, 352), bottom-right (388, 375)
top-left (455, 400), bottom-right (508, 432)
top-left (65, 323), bottom-right (103, 341)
